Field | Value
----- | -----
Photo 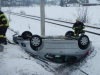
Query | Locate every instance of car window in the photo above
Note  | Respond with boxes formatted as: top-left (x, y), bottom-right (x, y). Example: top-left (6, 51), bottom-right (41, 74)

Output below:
top-left (45, 54), bottom-right (77, 63)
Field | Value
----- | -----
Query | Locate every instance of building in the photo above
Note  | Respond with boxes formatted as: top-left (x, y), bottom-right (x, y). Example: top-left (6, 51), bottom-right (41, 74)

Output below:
top-left (66, 0), bottom-right (80, 7)
top-left (80, 0), bottom-right (89, 3)
top-left (65, 0), bottom-right (97, 7)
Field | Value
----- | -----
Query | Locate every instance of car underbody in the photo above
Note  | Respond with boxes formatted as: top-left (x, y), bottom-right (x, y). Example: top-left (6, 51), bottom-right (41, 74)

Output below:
top-left (13, 31), bottom-right (94, 63)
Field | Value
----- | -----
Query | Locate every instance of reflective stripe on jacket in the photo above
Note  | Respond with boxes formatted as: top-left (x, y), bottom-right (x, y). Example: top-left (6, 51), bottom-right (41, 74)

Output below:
top-left (72, 22), bottom-right (85, 30)
top-left (0, 35), bottom-right (6, 38)
top-left (0, 14), bottom-right (9, 27)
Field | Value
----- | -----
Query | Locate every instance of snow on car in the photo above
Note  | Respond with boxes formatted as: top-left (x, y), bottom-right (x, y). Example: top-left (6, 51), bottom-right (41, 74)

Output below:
top-left (13, 31), bottom-right (94, 63)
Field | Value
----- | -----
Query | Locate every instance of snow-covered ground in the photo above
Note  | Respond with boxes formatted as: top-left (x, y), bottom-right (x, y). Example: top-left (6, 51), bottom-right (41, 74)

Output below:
top-left (0, 6), bottom-right (100, 75)
top-left (4, 6), bottom-right (100, 27)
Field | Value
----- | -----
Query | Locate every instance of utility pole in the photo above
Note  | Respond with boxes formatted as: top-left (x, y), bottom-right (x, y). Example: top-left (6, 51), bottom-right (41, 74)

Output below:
top-left (40, 0), bottom-right (45, 36)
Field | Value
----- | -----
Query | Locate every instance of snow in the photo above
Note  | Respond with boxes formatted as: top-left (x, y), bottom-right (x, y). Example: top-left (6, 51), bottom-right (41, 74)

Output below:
top-left (4, 6), bottom-right (100, 27)
top-left (89, 0), bottom-right (98, 3)
top-left (0, 5), bottom-right (100, 75)
top-left (0, 38), bottom-right (54, 75)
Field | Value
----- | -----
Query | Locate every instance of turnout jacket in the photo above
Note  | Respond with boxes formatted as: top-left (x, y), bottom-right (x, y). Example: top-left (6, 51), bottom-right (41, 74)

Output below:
top-left (72, 22), bottom-right (85, 30)
top-left (0, 11), bottom-right (9, 27)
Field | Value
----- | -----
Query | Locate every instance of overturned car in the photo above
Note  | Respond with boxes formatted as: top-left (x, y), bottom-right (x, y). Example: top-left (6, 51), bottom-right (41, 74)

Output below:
top-left (13, 31), bottom-right (94, 63)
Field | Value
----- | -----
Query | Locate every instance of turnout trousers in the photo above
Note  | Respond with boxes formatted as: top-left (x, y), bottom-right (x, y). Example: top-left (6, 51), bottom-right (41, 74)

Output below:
top-left (0, 26), bottom-right (8, 44)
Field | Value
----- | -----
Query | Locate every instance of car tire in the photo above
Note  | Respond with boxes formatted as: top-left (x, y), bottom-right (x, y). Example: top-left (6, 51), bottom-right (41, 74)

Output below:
top-left (65, 31), bottom-right (74, 37)
top-left (21, 31), bottom-right (32, 39)
top-left (78, 35), bottom-right (90, 50)
top-left (30, 35), bottom-right (42, 51)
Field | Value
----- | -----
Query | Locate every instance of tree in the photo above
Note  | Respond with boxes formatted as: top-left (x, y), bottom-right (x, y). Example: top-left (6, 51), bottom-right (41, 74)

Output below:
top-left (73, 6), bottom-right (91, 23)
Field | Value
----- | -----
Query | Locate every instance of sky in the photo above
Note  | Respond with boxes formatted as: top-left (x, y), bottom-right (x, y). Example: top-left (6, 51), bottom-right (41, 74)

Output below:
top-left (0, 5), bottom-right (100, 75)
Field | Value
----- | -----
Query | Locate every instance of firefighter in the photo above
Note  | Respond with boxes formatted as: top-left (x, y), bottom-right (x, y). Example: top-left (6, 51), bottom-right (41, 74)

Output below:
top-left (72, 18), bottom-right (85, 37)
top-left (0, 11), bottom-right (9, 45)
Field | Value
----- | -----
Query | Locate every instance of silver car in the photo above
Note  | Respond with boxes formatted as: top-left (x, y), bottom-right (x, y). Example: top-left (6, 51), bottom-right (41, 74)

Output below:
top-left (13, 31), bottom-right (94, 63)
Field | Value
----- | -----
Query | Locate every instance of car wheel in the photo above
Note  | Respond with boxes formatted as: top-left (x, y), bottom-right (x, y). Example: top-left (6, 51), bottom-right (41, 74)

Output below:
top-left (65, 31), bottom-right (74, 37)
top-left (78, 35), bottom-right (90, 50)
top-left (21, 31), bottom-right (32, 39)
top-left (30, 35), bottom-right (42, 51)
